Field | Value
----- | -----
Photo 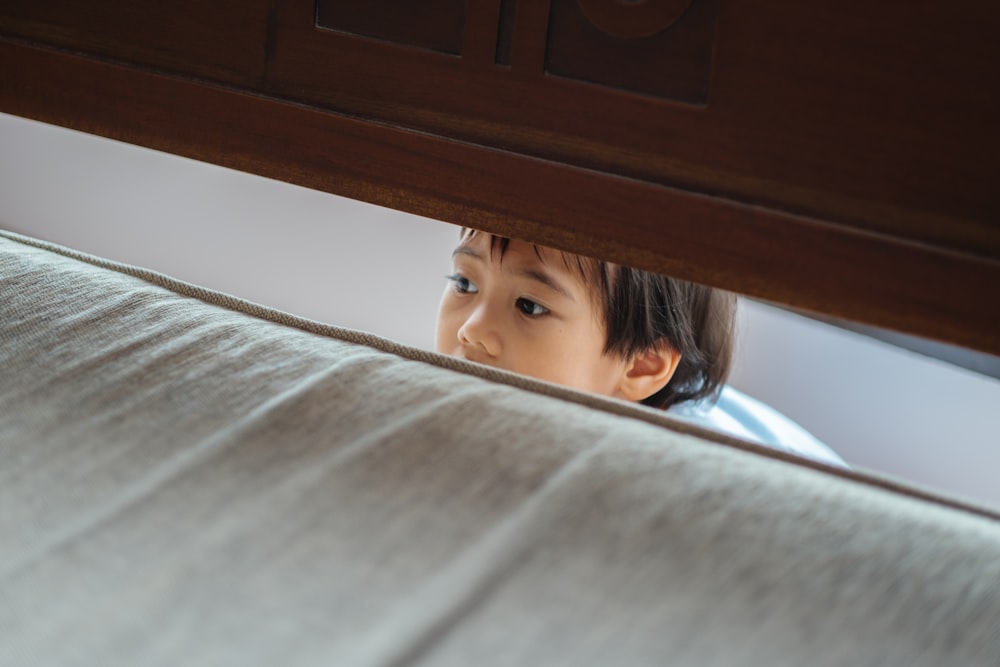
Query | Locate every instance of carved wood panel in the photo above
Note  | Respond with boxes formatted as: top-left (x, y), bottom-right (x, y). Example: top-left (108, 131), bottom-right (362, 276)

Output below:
top-left (262, 0), bottom-right (999, 264)
top-left (313, 0), bottom-right (718, 102)
top-left (316, 0), bottom-right (465, 55)
top-left (546, 0), bottom-right (718, 103)
top-left (0, 0), bottom-right (269, 85)
top-left (3, 0), bottom-right (998, 354)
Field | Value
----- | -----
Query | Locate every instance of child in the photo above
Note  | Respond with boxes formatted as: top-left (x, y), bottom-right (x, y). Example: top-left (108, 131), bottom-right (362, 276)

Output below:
top-left (436, 228), bottom-right (735, 409)
top-left (436, 228), bottom-right (846, 467)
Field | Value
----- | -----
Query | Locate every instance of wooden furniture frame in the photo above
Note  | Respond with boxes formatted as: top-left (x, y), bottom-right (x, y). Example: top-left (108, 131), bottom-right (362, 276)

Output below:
top-left (2, 1), bottom-right (997, 355)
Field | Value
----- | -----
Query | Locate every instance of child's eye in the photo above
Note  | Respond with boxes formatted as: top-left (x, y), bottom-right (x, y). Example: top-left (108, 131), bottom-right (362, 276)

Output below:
top-left (446, 274), bottom-right (479, 295)
top-left (516, 297), bottom-right (549, 317)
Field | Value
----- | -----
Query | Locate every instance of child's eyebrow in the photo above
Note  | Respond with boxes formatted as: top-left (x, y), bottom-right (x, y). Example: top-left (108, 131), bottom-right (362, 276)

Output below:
top-left (452, 246), bottom-right (483, 261)
top-left (515, 267), bottom-right (574, 300)
top-left (453, 244), bottom-right (575, 300)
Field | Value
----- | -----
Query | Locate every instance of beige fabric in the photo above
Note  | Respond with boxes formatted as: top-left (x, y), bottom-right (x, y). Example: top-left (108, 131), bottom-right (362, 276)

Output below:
top-left (1, 230), bottom-right (998, 666)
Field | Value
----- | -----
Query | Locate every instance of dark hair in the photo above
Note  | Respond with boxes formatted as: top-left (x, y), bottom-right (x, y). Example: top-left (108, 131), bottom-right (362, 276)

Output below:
top-left (462, 230), bottom-right (737, 409)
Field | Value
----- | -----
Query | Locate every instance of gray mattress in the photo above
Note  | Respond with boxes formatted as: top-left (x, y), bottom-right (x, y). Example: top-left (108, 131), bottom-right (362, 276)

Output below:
top-left (1, 230), bottom-right (998, 666)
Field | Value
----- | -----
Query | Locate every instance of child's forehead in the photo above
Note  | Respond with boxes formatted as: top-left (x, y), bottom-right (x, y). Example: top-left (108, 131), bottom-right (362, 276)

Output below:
top-left (458, 231), bottom-right (601, 280)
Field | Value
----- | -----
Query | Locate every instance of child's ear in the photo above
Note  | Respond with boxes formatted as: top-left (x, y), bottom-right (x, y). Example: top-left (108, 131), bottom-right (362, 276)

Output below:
top-left (618, 345), bottom-right (681, 403)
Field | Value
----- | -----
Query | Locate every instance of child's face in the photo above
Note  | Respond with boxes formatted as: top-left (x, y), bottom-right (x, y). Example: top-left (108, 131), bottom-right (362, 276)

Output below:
top-left (436, 233), bottom-right (633, 398)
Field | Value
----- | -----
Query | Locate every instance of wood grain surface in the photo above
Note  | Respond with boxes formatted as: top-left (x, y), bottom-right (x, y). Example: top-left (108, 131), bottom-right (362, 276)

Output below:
top-left (1, 0), bottom-right (997, 355)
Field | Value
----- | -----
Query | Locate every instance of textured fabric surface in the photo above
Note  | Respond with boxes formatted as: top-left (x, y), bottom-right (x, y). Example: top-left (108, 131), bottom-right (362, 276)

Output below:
top-left (2, 231), bottom-right (999, 666)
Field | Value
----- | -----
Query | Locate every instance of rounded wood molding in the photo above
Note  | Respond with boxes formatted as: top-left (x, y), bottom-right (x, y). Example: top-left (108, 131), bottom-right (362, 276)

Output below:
top-left (576, 0), bottom-right (694, 39)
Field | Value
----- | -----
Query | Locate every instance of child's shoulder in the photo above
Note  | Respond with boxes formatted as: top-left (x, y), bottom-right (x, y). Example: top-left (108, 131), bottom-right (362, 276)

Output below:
top-left (666, 385), bottom-right (847, 468)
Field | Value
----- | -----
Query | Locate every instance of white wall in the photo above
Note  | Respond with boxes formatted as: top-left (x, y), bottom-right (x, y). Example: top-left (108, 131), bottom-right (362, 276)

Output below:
top-left (729, 302), bottom-right (1000, 507)
top-left (3, 112), bottom-right (998, 509)
top-left (0, 113), bottom-right (456, 347)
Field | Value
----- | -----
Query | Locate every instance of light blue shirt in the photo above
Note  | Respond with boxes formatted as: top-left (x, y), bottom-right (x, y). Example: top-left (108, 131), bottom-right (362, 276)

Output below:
top-left (667, 386), bottom-right (848, 468)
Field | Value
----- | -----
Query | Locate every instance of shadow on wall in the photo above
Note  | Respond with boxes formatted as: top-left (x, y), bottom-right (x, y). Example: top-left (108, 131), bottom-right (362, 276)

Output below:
top-left (2, 112), bottom-right (998, 509)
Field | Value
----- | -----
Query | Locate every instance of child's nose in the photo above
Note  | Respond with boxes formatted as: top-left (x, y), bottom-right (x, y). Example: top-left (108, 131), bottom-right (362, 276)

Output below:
top-left (457, 303), bottom-right (502, 358)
